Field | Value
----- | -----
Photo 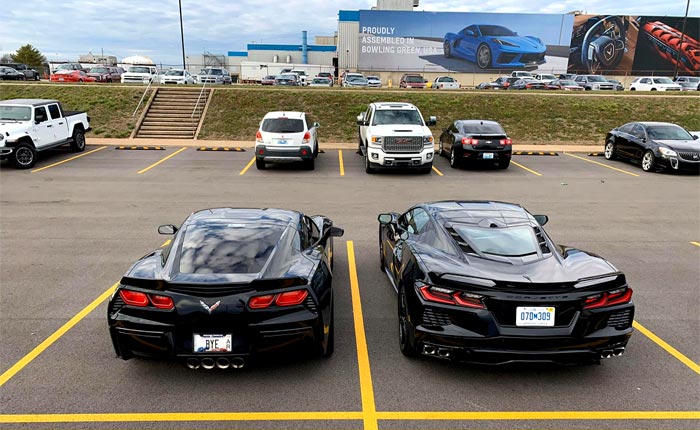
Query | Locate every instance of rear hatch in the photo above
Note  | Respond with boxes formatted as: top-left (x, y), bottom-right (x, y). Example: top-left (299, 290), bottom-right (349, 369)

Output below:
top-left (259, 116), bottom-right (306, 147)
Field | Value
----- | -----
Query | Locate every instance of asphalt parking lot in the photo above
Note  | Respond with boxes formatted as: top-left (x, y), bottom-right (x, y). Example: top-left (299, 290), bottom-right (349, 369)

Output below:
top-left (0, 144), bottom-right (698, 429)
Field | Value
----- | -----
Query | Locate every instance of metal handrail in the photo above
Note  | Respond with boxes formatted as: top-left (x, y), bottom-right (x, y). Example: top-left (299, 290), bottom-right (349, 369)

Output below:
top-left (132, 77), bottom-right (156, 117)
top-left (192, 78), bottom-right (209, 119)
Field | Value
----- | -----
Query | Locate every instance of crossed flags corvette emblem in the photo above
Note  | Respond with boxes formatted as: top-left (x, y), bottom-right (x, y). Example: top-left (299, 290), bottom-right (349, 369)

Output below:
top-left (200, 300), bottom-right (221, 314)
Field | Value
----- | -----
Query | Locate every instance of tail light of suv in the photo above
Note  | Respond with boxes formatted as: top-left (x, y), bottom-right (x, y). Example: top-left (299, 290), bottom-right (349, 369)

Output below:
top-left (256, 131), bottom-right (263, 144)
top-left (302, 131), bottom-right (311, 144)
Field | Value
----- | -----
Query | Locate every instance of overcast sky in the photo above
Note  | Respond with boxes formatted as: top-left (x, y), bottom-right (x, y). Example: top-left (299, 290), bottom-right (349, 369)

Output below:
top-left (1, 0), bottom-right (697, 65)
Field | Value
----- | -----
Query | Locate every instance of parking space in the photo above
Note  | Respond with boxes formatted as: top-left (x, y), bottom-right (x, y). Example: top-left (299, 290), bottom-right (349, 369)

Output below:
top-left (0, 144), bottom-right (698, 429)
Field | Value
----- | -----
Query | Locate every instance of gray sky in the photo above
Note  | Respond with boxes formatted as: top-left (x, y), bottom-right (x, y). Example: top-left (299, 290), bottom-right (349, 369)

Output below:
top-left (1, 0), bottom-right (697, 65)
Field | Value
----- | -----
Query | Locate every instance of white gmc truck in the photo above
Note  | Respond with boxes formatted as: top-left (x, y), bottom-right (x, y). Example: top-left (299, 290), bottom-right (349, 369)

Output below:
top-left (357, 102), bottom-right (436, 174)
top-left (0, 99), bottom-right (91, 169)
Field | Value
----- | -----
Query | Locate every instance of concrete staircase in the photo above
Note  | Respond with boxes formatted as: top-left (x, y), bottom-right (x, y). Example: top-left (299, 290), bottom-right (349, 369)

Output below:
top-left (135, 87), bottom-right (211, 139)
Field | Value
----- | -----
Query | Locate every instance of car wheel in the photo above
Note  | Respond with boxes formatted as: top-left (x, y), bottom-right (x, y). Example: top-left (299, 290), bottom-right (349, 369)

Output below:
top-left (305, 157), bottom-right (315, 170)
top-left (255, 158), bottom-right (266, 170)
top-left (497, 158), bottom-right (510, 169)
top-left (450, 147), bottom-right (460, 168)
top-left (604, 139), bottom-right (617, 160)
top-left (70, 129), bottom-right (86, 152)
top-left (379, 229), bottom-right (385, 272)
top-left (443, 41), bottom-right (452, 58)
top-left (641, 150), bottom-right (656, 172)
top-left (365, 154), bottom-right (375, 174)
top-left (12, 143), bottom-right (37, 169)
top-left (317, 301), bottom-right (334, 358)
top-left (420, 163), bottom-right (432, 174)
top-left (477, 44), bottom-right (491, 69)
top-left (650, 88), bottom-right (657, 91)
top-left (630, 87), bottom-right (636, 91)
top-left (438, 140), bottom-right (444, 157)
top-left (398, 287), bottom-right (417, 357)
top-left (313, 141), bottom-right (319, 157)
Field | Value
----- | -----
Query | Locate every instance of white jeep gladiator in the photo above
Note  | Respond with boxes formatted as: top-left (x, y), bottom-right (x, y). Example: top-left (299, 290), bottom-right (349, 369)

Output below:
top-left (356, 102), bottom-right (436, 174)
top-left (0, 99), bottom-right (91, 169)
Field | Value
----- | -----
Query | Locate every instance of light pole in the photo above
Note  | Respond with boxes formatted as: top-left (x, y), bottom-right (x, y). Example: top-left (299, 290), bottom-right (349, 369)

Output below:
top-left (673, 0), bottom-right (691, 79)
top-left (179, 0), bottom-right (186, 69)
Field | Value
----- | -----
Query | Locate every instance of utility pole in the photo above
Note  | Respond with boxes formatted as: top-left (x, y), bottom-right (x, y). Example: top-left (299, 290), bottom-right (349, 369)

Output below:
top-left (673, 0), bottom-right (690, 78)
top-left (179, 0), bottom-right (186, 69)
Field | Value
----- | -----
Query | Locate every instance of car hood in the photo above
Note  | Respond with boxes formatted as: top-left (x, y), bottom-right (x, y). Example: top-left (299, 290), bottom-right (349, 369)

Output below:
top-left (655, 139), bottom-right (700, 151)
top-left (491, 35), bottom-right (544, 50)
top-left (0, 121), bottom-right (31, 136)
top-left (370, 124), bottom-right (430, 135)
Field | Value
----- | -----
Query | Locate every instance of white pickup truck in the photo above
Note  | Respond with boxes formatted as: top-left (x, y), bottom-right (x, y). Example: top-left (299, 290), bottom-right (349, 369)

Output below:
top-left (0, 99), bottom-right (91, 169)
top-left (121, 65), bottom-right (159, 84)
top-left (356, 102), bottom-right (436, 174)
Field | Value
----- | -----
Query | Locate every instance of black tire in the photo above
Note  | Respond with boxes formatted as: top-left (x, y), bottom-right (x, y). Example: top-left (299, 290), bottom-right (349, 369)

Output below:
top-left (313, 142), bottom-right (319, 157)
top-left (650, 88), bottom-right (657, 91)
top-left (319, 302), bottom-right (334, 358)
top-left (379, 228), bottom-right (385, 272)
top-left (498, 158), bottom-right (510, 169)
top-left (630, 88), bottom-right (636, 91)
top-left (12, 142), bottom-right (37, 169)
top-left (365, 154), bottom-right (376, 174)
top-left (305, 157), bottom-right (315, 170)
top-left (70, 129), bottom-right (86, 152)
top-left (476, 44), bottom-right (491, 69)
top-left (443, 41), bottom-right (452, 58)
top-left (255, 158), bottom-right (266, 170)
top-left (450, 146), bottom-right (460, 168)
top-left (420, 164), bottom-right (432, 174)
top-left (641, 150), bottom-right (656, 172)
top-left (398, 287), bottom-right (417, 357)
top-left (437, 140), bottom-right (445, 157)
top-left (604, 139), bottom-right (617, 160)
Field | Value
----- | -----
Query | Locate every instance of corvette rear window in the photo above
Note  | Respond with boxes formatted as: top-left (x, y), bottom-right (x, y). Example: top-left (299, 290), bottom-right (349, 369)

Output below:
top-left (179, 223), bottom-right (285, 274)
top-left (453, 225), bottom-right (538, 257)
top-left (262, 118), bottom-right (304, 133)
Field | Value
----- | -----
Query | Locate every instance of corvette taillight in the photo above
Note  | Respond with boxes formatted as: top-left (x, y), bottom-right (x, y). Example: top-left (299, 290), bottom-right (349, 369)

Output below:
top-left (418, 284), bottom-right (485, 309)
top-left (249, 289), bottom-right (308, 309)
top-left (119, 290), bottom-right (149, 307)
top-left (249, 294), bottom-right (275, 309)
top-left (149, 294), bottom-right (174, 310)
top-left (256, 130), bottom-right (263, 143)
top-left (302, 131), bottom-right (311, 143)
top-left (583, 287), bottom-right (633, 310)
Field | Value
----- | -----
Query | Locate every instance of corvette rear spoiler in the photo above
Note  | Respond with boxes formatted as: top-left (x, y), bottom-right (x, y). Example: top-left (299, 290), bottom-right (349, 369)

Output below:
top-left (119, 276), bottom-right (309, 292)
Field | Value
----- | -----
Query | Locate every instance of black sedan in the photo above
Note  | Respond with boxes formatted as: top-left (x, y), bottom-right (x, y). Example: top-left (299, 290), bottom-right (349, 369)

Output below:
top-left (108, 208), bottom-right (343, 369)
top-left (509, 78), bottom-right (546, 90)
top-left (604, 122), bottom-right (700, 172)
top-left (378, 201), bottom-right (635, 365)
top-left (438, 120), bottom-right (512, 169)
top-left (0, 66), bottom-right (26, 80)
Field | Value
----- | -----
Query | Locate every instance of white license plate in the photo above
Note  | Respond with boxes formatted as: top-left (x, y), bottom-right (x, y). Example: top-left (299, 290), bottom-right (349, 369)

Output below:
top-left (193, 334), bottom-right (232, 353)
top-left (483, 153), bottom-right (494, 159)
top-left (59, 78), bottom-right (65, 81)
top-left (275, 139), bottom-right (288, 145)
top-left (516, 307), bottom-right (555, 327)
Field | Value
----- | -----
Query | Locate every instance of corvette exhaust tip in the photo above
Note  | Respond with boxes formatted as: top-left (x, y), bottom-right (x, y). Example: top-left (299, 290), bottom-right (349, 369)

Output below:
top-left (201, 358), bottom-right (215, 370)
top-left (186, 358), bottom-right (200, 369)
top-left (230, 357), bottom-right (246, 369)
top-left (215, 358), bottom-right (230, 369)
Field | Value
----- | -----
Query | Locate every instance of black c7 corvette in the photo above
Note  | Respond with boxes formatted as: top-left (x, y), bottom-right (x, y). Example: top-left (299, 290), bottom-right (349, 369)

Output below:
top-left (378, 201), bottom-right (634, 365)
top-left (108, 208), bottom-right (343, 369)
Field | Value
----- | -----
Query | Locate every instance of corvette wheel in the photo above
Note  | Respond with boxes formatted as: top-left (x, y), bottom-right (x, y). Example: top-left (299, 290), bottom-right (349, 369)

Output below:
top-left (398, 287), bottom-right (416, 357)
top-left (477, 44), bottom-right (491, 69)
top-left (317, 301), bottom-right (334, 358)
top-left (443, 41), bottom-right (452, 58)
top-left (641, 150), bottom-right (656, 172)
top-left (604, 140), bottom-right (617, 160)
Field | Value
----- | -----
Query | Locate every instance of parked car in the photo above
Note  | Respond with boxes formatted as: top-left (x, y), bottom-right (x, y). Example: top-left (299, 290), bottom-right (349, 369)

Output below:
top-left (492, 76), bottom-right (520, 89)
top-left (629, 77), bottom-right (682, 91)
top-left (432, 76), bottom-right (460, 89)
top-left (53, 63), bottom-right (86, 73)
top-left (399, 74), bottom-right (426, 88)
top-left (274, 74), bottom-right (300, 86)
top-left (344, 76), bottom-right (369, 87)
top-left (0, 63), bottom-right (40, 80)
top-left (438, 119), bottom-right (512, 169)
top-left (366, 75), bottom-right (382, 88)
top-left (316, 72), bottom-right (334, 83)
top-left (309, 77), bottom-right (333, 87)
top-left (255, 111), bottom-right (320, 170)
top-left (545, 79), bottom-right (584, 91)
top-left (510, 77), bottom-right (546, 90)
top-left (605, 78), bottom-right (625, 91)
top-left (107, 207), bottom-right (344, 367)
top-left (559, 73), bottom-right (577, 80)
top-left (341, 72), bottom-right (364, 87)
top-left (0, 66), bottom-right (26, 80)
top-left (197, 68), bottom-right (231, 85)
top-left (160, 69), bottom-right (195, 84)
top-left (475, 81), bottom-right (502, 90)
top-left (511, 70), bottom-right (534, 78)
top-left (604, 121), bottom-right (700, 172)
top-left (378, 200), bottom-right (634, 364)
top-left (290, 70), bottom-right (309, 86)
top-left (121, 65), bottom-right (159, 84)
top-left (50, 70), bottom-right (96, 83)
top-left (260, 75), bottom-right (276, 86)
top-left (0, 99), bottom-right (90, 169)
top-left (673, 76), bottom-right (700, 91)
top-left (574, 75), bottom-right (615, 90)
top-left (534, 73), bottom-right (557, 84)
top-left (87, 66), bottom-right (122, 83)
top-left (444, 25), bottom-right (546, 69)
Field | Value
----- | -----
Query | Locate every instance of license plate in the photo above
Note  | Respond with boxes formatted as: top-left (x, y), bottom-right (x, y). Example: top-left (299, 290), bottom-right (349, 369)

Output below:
top-left (193, 334), bottom-right (232, 353)
top-left (483, 153), bottom-right (494, 159)
top-left (276, 139), bottom-right (288, 145)
top-left (59, 78), bottom-right (65, 81)
top-left (516, 307), bottom-right (555, 327)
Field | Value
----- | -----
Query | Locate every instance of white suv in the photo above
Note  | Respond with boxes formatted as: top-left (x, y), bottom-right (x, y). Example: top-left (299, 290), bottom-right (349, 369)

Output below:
top-left (629, 77), bottom-right (682, 91)
top-left (255, 111), bottom-right (319, 170)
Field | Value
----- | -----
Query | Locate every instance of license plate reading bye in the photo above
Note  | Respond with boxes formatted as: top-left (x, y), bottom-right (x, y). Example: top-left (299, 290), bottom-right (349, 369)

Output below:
top-left (193, 334), bottom-right (232, 353)
top-left (516, 307), bottom-right (555, 327)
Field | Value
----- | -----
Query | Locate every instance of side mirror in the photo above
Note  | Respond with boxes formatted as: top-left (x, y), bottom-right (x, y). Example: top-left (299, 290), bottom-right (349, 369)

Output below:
top-left (693, 134), bottom-right (698, 140)
top-left (356, 114), bottom-right (364, 125)
top-left (313, 122), bottom-right (320, 128)
top-left (465, 30), bottom-right (475, 36)
top-left (329, 226), bottom-right (344, 237)
top-left (425, 116), bottom-right (437, 126)
top-left (533, 215), bottom-right (549, 226)
top-left (158, 224), bottom-right (178, 235)
top-left (378, 213), bottom-right (393, 224)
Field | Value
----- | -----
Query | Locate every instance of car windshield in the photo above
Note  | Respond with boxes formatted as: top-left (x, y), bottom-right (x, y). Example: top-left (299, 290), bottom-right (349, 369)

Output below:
top-left (587, 76), bottom-right (607, 82)
top-left (372, 109), bottom-right (423, 126)
top-left (128, 66), bottom-right (151, 73)
top-left (179, 222), bottom-right (285, 274)
top-left (277, 74), bottom-right (296, 80)
top-left (540, 74), bottom-right (556, 79)
top-left (453, 225), bottom-right (538, 257)
top-left (680, 77), bottom-right (700, 82)
top-left (56, 64), bottom-right (76, 70)
top-left (202, 69), bottom-right (222, 75)
top-left (90, 67), bottom-right (109, 73)
top-left (405, 76), bottom-right (424, 82)
top-left (652, 78), bottom-right (674, 84)
top-left (312, 78), bottom-right (329, 84)
top-left (462, 123), bottom-right (505, 135)
top-left (0, 106), bottom-right (32, 121)
top-left (646, 125), bottom-right (693, 140)
top-left (165, 70), bottom-right (184, 76)
top-left (479, 25), bottom-right (516, 36)
top-left (262, 118), bottom-right (305, 133)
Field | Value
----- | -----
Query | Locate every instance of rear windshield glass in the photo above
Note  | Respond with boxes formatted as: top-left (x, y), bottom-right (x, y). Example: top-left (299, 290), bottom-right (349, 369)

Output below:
top-left (179, 222), bottom-right (284, 274)
top-left (462, 123), bottom-right (505, 135)
top-left (372, 109), bottom-right (423, 126)
top-left (165, 70), bottom-right (184, 76)
top-left (262, 118), bottom-right (304, 133)
top-left (128, 67), bottom-right (151, 73)
top-left (90, 68), bottom-right (109, 73)
top-left (453, 225), bottom-right (537, 257)
top-left (404, 75), bottom-right (424, 82)
top-left (646, 125), bottom-right (693, 140)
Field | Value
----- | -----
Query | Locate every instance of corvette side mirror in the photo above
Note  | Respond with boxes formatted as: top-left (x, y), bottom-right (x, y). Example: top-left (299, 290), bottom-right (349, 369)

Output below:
top-left (329, 226), bottom-right (344, 237)
top-left (378, 213), bottom-right (393, 224)
top-left (158, 224), bottom-right (178, 235)
top-left (533, 215), bottom-right (549, 226)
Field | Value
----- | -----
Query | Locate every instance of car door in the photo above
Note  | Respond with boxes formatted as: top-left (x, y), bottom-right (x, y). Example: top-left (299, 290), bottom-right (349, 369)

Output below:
top-left (443, 122), bottom-right (459, 154)
top-left (46, 103), bottom-right (69, 142)
top-left (628, 123), bottom-right (648, 161)
top-left (614, 123), bottom-right (634, 158)
top-left (393, 208), bottom-right (432, 285)
top-left (32, 106), bottom-right (54, 147)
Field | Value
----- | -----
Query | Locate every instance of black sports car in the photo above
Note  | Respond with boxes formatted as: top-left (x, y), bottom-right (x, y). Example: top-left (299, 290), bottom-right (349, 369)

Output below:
top-left (378, 201), bottom-right (634, 365)
top-left (108, 208), bottom-right (343, 369)
top-left (604, 122), bottom-right (700, 172)
top-left (438, 120), bottom-right (512, 169)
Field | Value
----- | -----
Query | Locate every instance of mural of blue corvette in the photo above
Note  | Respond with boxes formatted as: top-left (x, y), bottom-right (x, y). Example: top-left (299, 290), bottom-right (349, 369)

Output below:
top-left (444, 25), bottom-right (547, 69)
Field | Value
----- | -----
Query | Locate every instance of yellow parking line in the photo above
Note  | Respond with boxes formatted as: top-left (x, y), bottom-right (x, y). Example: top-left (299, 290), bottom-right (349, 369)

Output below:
top-left (511, 160), bottom-right (542, 176)
top-left (0, 412), bottom-right (363, 423)
top-left (691, 241), bottom-right (700, 247)
top-left (137, 147), bottom-right (187, 174)
top-left (347, 241), bottom-right (378, 430)
top-left (375, 411), bottom-right (700, 420)
top-left (31, 146), bottom-right (107, 173)
top-left (161, 239), bottom-right (171, 247)
top-left (338, 150), bottom-right (345, 176)
top-left (431, 165), bottom-right (444, 176)
top-left (566, 152), bottom-right (640, 177)
top-left (240, 156), bottom-right (255, 175)
top-left (0, 283), bottom-right (118, 388)
top-left (633, 321), bottom-right (700, 375)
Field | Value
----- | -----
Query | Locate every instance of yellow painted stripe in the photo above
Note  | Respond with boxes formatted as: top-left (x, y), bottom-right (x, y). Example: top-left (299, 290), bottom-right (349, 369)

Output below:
top-left (0, 283), bottom-right (118, 388)
top-left (137, 147), bottom-right (187, 174)
top-left (31, 146), bottom-right (107, 173)
top-left (240, 156), bottom-right (255, 175)
top-left (0, 412), bottom-right (363, 423)
top-left (511, 160), bottom-right (542, 176)
top-left (338, 150), bottom-right (345, 176)
top-left (375, 411), bottom-right (700, 420)
top-left (691, 241), bottom-right (700, 247)
top-left (431, 165), bottom-right (444, 176)
top-left (346, 241), bottom-right (378, 430)
top-left (633, 321), bottom-right (700, 375)
top-left (566, 153), bottom-right (640, 177)
top-left (161, 239), bottom-right (172, 247)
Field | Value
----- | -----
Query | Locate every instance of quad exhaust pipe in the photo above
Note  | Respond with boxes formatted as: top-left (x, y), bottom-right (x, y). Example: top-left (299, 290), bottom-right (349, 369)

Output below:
top-left (600, 347), bottom-right (625, 359)
top-left (185, 357), bottom-right (246, 370)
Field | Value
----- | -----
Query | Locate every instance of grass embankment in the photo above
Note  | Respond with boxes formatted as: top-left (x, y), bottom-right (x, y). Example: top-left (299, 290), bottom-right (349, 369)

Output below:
top-left (0, 84), bottom-right (148, 138)
top-left (200, 88), bottom-right (700, 144)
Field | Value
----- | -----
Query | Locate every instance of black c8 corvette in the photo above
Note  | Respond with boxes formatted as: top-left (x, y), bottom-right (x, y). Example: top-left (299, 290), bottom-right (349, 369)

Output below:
top-left (108, 208), bottom-right (343, 369)
top-left (378, 201), bottom-right (634, 365)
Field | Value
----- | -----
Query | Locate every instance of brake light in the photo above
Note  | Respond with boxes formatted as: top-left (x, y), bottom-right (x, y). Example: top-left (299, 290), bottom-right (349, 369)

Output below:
top-left (256, 130), bottom-right (263, 143)
top-left (119, 290), bottom-right (149, 307)
top-left (583, 287), bottom-right (633, 310)
top-left (149, 294), bottom-right (174, 310)
top-left (276, 290), bottom-right (308, 306)
top-left (249, 294), bottom-right (275, 309)
top-left (418, 285), bottom-right (485, 309)
top-left (302, 131), bottom-right (311, 143)
top-left (461, 137), bottom-right (478, 146)
top-left (500, 138), bottom-right (512, 145)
